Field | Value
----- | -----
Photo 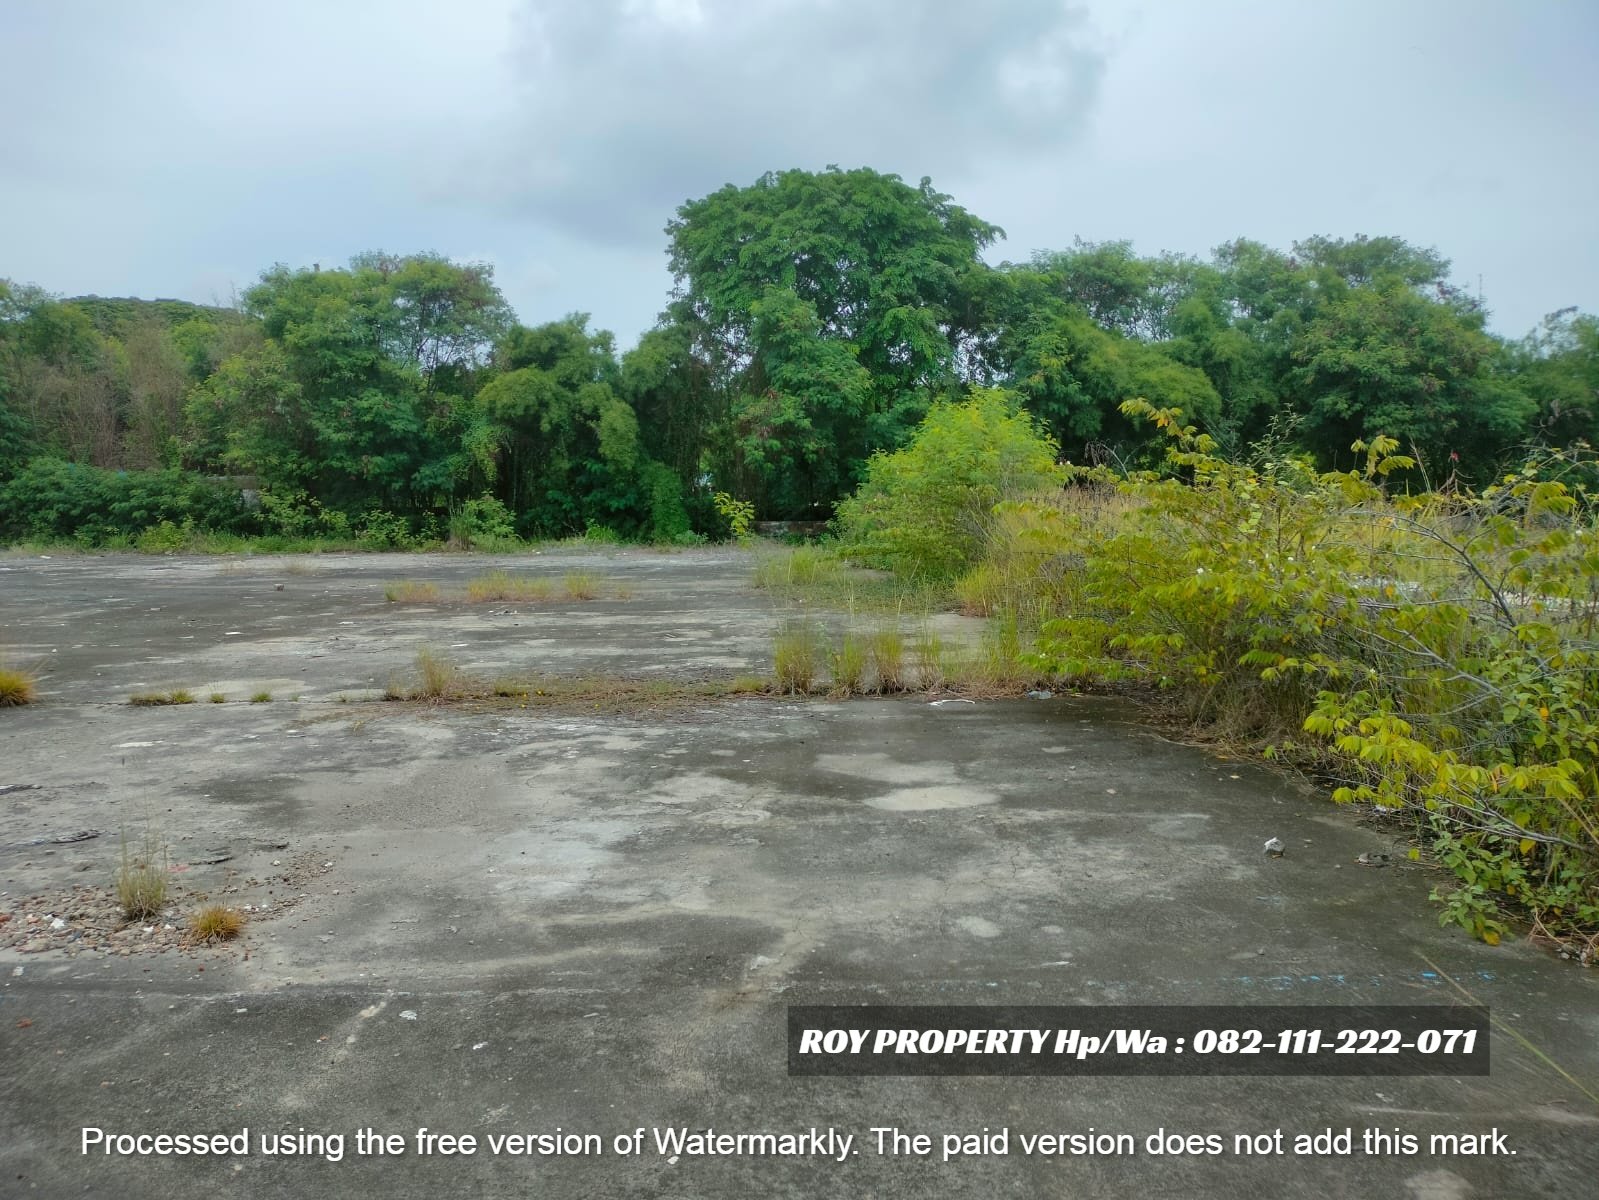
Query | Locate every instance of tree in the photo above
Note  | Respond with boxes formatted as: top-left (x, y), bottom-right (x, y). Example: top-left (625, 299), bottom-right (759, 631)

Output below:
top-left (478, 316), bottom-right (646, 535)
top-left (1292, 280), bottom-right (1534, 476)
top-left (665, 166), bottom-right (1002, 515)
top-left (1508, 309), bottom-right (1599, 447)
top-left (979, 269), bottom-right (1222, 458)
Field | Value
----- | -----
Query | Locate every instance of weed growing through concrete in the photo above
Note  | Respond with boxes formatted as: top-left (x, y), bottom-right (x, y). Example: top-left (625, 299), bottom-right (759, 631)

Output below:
top-left (117, 828), bottom-right (168, 921)
top-left (129, 689), bottom-right (196, 706)
top-left (411, 647), bottom-right (461, 700)
top-left (0, 664), bottom-right (37, 707)
top-left (208, 692), bottom-right (226, 703)
top-left (870, 628), bottom-right (906, 693)
top-left (466, 572), bottom-right (551, 602)
top-left (828, 632), bottom-right (867, 696)
top-left (562, 571), bottom-right (600, 600)
top-left (773, 622), bottom-right (822, 695)
top-left (914, 628), bottom-right (946, 691)
top-left (189, 903), bottom-right (244, 942)
top-left (250, 691), bottom-right (273, 703)
top-left (385, 580), bottom-right (441, 603)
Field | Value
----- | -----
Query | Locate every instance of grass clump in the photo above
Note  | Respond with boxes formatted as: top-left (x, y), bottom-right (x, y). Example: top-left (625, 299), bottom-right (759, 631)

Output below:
top-left (129, 689), bottom-right (196, 706)
top-left (189, 903), bottom-right (244, 943)
top-left (390, 649), bottom-right (466, 704)
top-left (385, 580), bottom-right (441, 603)
top-left (827, 632), bottom-right (868, 697)
top-left (0, 665), bottom-right (37, 707)
top-left (466, 571), bottom-right (551, 603)
top-left (562, 571), bottom-right (600, 600)
top-left (869, 627), bottom-right (907, 693)
top-left (773, 622), bottom-right (823, 695)
top-left (208, 692), bottom-right (226, 703)
top-left (249, 691), bottom-right (273, 704)
top-left (117, 829), bottom-right (168, 921)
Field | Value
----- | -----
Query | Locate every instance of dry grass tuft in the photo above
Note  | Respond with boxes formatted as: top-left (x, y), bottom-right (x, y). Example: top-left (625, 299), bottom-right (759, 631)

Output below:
top-left (410, 648), bottom-right (462, 701)
top-left (189, 904), bottom-right (244, 943)
top-left (0, 665), bottom-right (37, 707)
top-left (466, 571), bottom-right (551, 603)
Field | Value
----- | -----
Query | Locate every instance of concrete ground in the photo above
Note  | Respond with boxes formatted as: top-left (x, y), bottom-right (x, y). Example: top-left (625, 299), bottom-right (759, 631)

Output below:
top-left (1, 549), bottom-right (1595, 1199)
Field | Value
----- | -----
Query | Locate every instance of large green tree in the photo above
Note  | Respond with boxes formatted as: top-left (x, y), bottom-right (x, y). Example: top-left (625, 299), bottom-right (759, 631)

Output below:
top-left (665, 166), bottom-right (1002, 516)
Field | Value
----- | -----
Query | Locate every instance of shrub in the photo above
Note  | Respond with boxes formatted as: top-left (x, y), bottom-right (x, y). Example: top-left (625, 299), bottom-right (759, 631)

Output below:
top-left (712, 492), bottom-right (755, 542)
top-left (448, 493), bottom-right (517, 548)
top-left (1023, 401), bottom-right (1599, 943)
top-left (356, 509), bottom-right (413, 550)
top-left (0, 459), bottom-right (257, 545)
top-left (136, 520), bottom-right (187, 553)
top-left (836, 389), bottom-right (1065, 580)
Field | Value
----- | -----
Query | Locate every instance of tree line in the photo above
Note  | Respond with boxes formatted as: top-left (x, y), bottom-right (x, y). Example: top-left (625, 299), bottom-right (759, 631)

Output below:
top-left (2, 166), bottom-right (1594, 543)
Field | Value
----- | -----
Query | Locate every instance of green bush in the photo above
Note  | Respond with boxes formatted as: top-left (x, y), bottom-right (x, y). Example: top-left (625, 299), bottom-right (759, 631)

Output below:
top-left (1020, 401), bottom-right (1599, 944)
top-left (449, 493), bottom-right (517, 547)
top-left (0, 459), bottom-right (257, 544)
top-left (836, 389), bottom-right (1065, 580)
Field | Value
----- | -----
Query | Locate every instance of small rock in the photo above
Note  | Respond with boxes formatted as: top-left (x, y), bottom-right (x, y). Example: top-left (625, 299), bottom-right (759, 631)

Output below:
top-left (1025, 689), bottom-right (1054, 700)
top-left (1263, 837), bottom-right (1286, 858)
top-left (399, 1010), bottom-right (418, 1021)
top-left (50, 917), bottom-right (66, 930)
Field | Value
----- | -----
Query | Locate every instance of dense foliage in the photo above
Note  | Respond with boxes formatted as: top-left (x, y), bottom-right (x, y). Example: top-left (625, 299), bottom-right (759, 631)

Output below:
top-left (2, 168), bottom-right (1595, 548)
top-left (842, 396), bottom-right (1599, 947)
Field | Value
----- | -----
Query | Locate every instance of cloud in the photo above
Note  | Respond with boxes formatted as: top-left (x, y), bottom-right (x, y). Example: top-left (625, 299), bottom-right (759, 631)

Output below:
top-left (469, 0), bottom-right (1107, 240)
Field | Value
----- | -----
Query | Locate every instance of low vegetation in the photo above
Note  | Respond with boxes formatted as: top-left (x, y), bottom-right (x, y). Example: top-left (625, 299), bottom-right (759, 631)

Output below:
top-left (129, 689), bottom-right (196, 706)
top-left (0, 664), bottom-right (36, 707)
top-left (188, 903), bottom-right (245, 943)
top-left (834, 391), bottom-right (1599, 950)
top-left (385, 580), bottom-right (442, 603)
top-left (116, 829), bottom-right (168, 921)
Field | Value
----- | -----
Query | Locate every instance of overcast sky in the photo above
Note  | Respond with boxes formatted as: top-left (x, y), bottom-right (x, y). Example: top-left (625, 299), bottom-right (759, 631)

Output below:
top-left (3, 0), bottom-right (1594, 346)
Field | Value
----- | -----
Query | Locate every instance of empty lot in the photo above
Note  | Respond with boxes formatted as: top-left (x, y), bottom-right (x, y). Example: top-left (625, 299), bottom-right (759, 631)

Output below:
top-left (1, 549), bottom-right (1595, 1198)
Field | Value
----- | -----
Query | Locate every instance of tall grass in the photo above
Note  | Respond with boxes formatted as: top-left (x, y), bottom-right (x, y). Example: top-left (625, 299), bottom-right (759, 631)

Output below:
top-left (117, 827), bottom-right (168, 920)
top-left (773, 622), bottom-right (823, 695)
top-left (466, 572), bottom-right (550, 602)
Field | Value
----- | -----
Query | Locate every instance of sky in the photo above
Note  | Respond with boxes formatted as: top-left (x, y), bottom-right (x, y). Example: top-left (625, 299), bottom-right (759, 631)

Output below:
top-left (2, 0), bottom-right (1595, 347)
